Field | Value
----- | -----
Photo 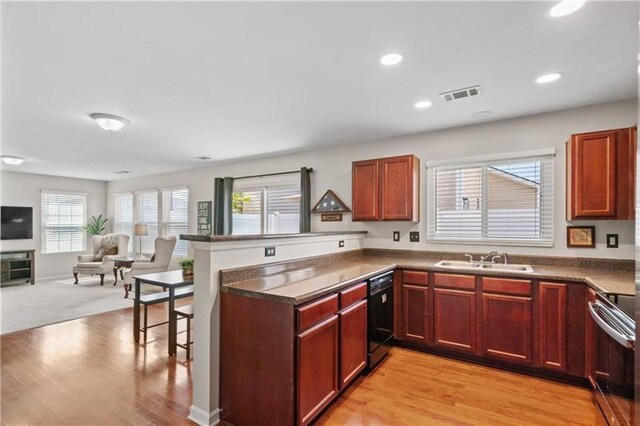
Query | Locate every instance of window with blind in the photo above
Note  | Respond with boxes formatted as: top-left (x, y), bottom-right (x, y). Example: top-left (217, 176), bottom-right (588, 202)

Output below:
top-left (114, 192), bottom-right (134, 253)
top-left (135, 190), bottom-right (159, 255)
top-left (41, 191), bottom-right (87, 253)
top-left (162, 188), bottom-right (189, 256)
top-left (427, 153), bottom-right (554, 246)
top-left (232, 176), bottom-right (300, 235)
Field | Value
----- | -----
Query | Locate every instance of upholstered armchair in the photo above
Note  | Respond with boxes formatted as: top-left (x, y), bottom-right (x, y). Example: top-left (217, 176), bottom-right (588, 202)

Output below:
top-left (72, 233), bottom-right (129, 286)
top-left (123, 236), bottom-right (177, 296)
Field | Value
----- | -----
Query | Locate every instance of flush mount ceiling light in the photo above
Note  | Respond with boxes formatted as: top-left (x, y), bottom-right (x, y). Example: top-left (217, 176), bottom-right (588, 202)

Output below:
top-left (1, 155), bottom-right (25, 165)
top-left (548, 0), bottom-right (585, 18)
top-left (380, 53), bottom-right (403, 66)
top-left (89, 113), bottom-right (130, 132)
top-left (536, 72), bottom-right (563, 84)
top-left (414, 100), bottom-right (433, 110)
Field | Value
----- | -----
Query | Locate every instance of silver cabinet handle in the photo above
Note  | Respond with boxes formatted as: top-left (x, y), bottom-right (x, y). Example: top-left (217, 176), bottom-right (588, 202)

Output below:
top-left (588, 301), bottom-right (635, 349)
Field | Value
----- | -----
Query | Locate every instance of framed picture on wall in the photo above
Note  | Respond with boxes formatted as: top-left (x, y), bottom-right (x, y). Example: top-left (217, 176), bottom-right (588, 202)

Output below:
top-left (567, 225), bottom-right (595, 248)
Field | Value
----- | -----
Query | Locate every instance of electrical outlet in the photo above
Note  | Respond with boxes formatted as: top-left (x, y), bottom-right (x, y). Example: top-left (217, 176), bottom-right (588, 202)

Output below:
top-left (606, 234), bottom-right (619, 248)
top-left (409, 231), bottom-right (420, 242)
top-left (264, 246), bottom-right (276, 257)
top-left (393, 231), bottom-right (400, 242)
top-left (338, 240), bottom-right (345, 248)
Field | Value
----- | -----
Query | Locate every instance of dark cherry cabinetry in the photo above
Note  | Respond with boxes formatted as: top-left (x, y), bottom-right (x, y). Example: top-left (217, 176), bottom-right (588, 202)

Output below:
top-left (567, 126), bottom-right (636, 220)
top-left (221, 283), bottom-right (367, 426)
top-left (352, 155), bottom-right (419, 222)
top-left (395, 270), bottom-right (588, 383)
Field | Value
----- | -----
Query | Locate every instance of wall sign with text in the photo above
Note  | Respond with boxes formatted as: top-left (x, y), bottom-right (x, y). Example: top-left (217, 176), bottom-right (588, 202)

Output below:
top-left (197, 201), bottom-right (213, 235)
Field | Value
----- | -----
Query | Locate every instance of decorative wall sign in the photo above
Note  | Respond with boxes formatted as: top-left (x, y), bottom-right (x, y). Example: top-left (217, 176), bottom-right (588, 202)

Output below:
top-left (321, 213), bottom-right (343, 222)
top-left (567, 225), bottom-right (595, 248)
top-left (197, 201), bottom-right (213, 235)
top-left (312, 190), bottom-right (351, 213)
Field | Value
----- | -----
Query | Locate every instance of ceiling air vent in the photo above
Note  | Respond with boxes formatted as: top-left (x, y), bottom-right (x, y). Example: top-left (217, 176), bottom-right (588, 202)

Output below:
top-left (440, 85), bottom-right (481, 102)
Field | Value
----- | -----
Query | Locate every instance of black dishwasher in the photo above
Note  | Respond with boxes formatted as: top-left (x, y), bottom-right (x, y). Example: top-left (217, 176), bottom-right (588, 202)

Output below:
top-left (367, 271), bottom-right (394, 370)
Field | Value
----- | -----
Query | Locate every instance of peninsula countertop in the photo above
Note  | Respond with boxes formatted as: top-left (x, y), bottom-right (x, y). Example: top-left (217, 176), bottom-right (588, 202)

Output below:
top-left (221, 255), bottom-right (635, 305)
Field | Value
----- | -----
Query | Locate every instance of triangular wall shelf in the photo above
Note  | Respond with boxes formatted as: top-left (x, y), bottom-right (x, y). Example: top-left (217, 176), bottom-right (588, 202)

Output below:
top-left (312, 190), bottom-right (351, 213)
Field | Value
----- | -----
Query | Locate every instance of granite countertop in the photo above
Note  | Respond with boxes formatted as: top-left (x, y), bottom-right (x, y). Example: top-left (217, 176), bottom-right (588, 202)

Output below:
top-left (222, 255), bottom-right (635, 305)
top-left (181, 231), bottom-right (367, 242)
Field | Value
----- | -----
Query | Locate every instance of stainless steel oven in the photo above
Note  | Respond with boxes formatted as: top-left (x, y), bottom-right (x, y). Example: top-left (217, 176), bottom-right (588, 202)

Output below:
top-left (588, 293), bottom-right (635, 425)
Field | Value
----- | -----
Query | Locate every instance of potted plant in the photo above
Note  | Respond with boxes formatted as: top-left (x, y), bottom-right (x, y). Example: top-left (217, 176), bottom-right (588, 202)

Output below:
top-left (84, 214), bottom-right (108, 236)
top-left (179, 258), bottom-right (194, 278)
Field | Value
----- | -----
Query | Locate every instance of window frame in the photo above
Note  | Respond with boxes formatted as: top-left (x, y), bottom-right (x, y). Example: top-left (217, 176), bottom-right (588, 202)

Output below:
top-left (113, 192), bottom-right (134, 254)
top-left (40, 190), bottom-right (87, 254)
top-left (426, 149), bottom-right (555, 247)
top-left (161, 187), bottom-right (189, 256)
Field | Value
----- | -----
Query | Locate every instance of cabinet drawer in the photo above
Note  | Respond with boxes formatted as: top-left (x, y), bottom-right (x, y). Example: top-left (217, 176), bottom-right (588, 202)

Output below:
top-left (433, 273), bottom-right (475, 291)
top-left (403, 271), bottom-right (428, 286)
top-left (339, 282), bottom-right (367, 309)
top-left (482, 277), bottom-right (531, 296)
top-left (297, 294), bottom-right (339, 332)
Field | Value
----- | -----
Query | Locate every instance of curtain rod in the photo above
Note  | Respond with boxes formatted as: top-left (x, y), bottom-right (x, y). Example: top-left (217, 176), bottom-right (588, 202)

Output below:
top-left (232, 168), bottom-right (313, 181)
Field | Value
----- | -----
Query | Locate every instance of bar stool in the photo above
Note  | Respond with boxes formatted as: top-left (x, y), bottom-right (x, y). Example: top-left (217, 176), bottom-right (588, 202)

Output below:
top-left (174, 304), bottom-right (194, 360)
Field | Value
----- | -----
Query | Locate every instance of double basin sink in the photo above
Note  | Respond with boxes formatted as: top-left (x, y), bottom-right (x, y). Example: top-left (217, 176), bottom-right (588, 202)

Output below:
top-left (434, 260), bottom-right (534, 273)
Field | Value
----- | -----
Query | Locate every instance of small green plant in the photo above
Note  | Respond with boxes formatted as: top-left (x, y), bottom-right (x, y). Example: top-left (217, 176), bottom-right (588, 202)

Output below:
top-left (179, 258), bottom-right (194, 269)
top-left (84, 214), bottom-right (108, 235)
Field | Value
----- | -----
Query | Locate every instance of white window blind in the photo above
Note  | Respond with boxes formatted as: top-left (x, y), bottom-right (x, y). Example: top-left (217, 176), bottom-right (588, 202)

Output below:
top-left (135, 190), bottom-right (158, 255)
top-left (114, 192), bottom-right (134, 254)
top-left (427, 154), bottom-right (554, 246)
top-left (162, 187), bottom-right (189, 256)
top-left (41, 191), bottom-right (87, 253)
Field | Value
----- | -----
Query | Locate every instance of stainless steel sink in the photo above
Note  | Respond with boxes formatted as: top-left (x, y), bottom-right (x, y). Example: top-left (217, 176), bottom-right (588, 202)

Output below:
top-left (434, 260), bottom-right (533, 273)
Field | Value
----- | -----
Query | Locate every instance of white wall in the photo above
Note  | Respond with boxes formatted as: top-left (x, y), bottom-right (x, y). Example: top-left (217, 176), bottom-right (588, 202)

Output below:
top-left (107, 99), bottom-right (637, 260)
top-left (1, 171), bottom-right (107, 279)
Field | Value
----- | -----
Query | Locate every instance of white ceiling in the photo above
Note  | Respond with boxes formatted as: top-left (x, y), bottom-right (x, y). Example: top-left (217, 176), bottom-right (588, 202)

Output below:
top-left (2, 1), bottom-right (638, 181)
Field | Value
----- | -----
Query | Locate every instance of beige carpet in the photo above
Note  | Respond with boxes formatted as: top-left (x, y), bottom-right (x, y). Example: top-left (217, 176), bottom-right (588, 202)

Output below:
top-left (0, 275), bottom-right (133, 334)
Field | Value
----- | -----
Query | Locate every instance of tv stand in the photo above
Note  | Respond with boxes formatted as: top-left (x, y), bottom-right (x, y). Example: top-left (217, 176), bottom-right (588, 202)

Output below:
top-left (1, 250), bottom-right (35, 286)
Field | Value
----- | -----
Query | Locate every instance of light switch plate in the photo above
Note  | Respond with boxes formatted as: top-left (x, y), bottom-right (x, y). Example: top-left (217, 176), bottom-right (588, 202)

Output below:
top-left (409, 231), bottom-right (420, 242)
top-left (265, 246), bottom-right (276, 257)
top-left (606, 234), bottom-right (619, 248)
top-left (393, 231), bottom-right (400, 242)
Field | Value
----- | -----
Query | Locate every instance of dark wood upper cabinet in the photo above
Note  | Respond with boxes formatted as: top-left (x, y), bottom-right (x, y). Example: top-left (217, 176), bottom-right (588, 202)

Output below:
top-left (539, 282), bottom-right (567, 372)
top-left (297, 315), bottom-right (339, 426)
top-left (567, 126), bottom-right (636, 220)
top-left (352, 155), bottom-right (419, 222)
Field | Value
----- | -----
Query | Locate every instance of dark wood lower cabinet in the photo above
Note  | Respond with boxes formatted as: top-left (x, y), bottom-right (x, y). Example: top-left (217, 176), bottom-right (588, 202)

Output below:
top-left (539, 282), bottom-right (567, 371)
top-left (339, 300), bottom-right (368, 387)
top-left (482, 293), bottom-right (533, 365)
top-left (297, 315), bottom-right (340, 426)
top-left (433, 288), bottom-right (476, 353)
top-left (402, 284), bottom-right (429, 344)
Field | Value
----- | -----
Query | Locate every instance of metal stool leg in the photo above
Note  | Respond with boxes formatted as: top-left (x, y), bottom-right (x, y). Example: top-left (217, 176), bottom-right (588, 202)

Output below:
top-left (143, 304), bottom-right (148, 343)
top-left (186, 316), bottom-right (191, 360)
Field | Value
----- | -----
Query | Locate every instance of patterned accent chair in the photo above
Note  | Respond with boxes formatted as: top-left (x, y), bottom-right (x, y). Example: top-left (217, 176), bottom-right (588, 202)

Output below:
top-left (72, 233), bottom-right (129, 286)
top-left (123, 236), bottom-right (177, 296)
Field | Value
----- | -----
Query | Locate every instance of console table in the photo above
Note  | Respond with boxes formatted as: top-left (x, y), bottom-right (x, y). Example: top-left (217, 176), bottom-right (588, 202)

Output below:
top-left (1, 250), bottom-right (35, 286)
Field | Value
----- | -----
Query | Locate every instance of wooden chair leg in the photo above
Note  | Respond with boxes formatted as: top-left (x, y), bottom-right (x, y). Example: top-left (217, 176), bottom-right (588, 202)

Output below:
top-left (99, 274), bottom-right (105, 286)
top-left (73, 273), bottom-right (78, 284)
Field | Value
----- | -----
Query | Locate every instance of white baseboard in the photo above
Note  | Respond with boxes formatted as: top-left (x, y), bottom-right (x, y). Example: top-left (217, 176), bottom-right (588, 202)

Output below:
top-left (188, 406), bottom-right (221, 426)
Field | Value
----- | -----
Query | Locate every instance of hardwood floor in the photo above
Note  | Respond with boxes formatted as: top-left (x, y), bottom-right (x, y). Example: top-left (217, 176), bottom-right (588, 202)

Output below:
top-left (2, 305), bottom-right (597, 425)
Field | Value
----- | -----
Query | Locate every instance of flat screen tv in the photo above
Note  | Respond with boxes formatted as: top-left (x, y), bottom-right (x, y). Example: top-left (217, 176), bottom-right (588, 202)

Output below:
top-left (1, 206), bottom-right (33, 240)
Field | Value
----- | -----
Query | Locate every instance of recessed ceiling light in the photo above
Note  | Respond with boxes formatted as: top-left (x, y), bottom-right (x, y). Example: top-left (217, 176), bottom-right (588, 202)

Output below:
top-left (380, 53), bottom-right (403, 66)
top-left (536, 72), bottom-right (563, 84)
top-left (193, 155), bottom-right (212, 160)
top-left (115, 170), bottom-right (132, 175)
top-left (548, 0), bottom-right (585, 18)
top-left (1, 155), bottom-right (25, 165)
top-left (473, 111), bottom-right (493, 118)
top-left (414, 100), bottom-right (433, 110)
top-left (90, 113), bottom-right (130, 132)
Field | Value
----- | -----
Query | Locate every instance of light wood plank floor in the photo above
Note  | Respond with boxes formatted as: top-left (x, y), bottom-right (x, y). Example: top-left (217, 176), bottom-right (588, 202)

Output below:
top-left (1, 305), bottom-right (597, 425)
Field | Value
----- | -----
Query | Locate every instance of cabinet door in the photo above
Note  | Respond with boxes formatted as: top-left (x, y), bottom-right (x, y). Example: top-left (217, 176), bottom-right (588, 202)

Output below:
top-left (380, 155), bottom-right (417, 221)
top-left (539, 282), bottom-right (567, 371)
top-left (402, 284), bottom-right (429, 345)
top-left (297, 315), bottom-right (339, 426)
top-left (482, 293), bottom-right (532, 365)
top-left (570, 130), bottom-right (618, 218)
top-left (433, 288), bottom-right (476, 353)
top-left (352, 160), bottom-right (380, 221)
top-left (339, 300), bottom-right (367, 388)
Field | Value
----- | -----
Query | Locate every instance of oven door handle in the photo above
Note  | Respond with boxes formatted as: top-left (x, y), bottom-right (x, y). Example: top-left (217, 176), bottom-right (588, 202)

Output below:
top-left (588, 302), bottom-right (635, 349)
